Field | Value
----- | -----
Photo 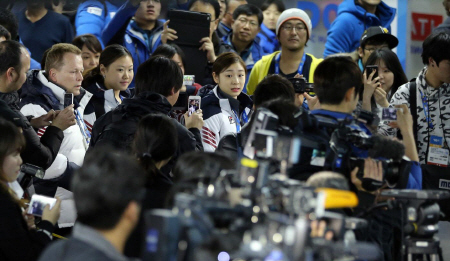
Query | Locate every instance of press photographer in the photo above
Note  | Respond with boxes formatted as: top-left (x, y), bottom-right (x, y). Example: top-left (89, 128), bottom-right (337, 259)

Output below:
top-left (311, 56), bottom-right (422, 261)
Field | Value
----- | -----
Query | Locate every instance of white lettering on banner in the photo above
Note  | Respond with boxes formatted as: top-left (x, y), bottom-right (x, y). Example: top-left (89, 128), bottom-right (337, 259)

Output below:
top-left (87, 7), bottom-right (102, 16)
top-left (439, 179), bottom-right (450, 190)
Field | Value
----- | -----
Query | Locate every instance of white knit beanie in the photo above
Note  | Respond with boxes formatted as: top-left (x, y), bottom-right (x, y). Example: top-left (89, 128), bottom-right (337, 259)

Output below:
top-left (276, 8), bottom-right (312, 39)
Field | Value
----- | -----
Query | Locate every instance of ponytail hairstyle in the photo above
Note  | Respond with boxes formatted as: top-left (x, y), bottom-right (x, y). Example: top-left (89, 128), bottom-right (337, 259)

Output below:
top-left (82, 44), bottom-right (132, 88)
top-left (0, 118), bottom-right (25, 207)
top-left (132, 113), bottom-right (178, 185)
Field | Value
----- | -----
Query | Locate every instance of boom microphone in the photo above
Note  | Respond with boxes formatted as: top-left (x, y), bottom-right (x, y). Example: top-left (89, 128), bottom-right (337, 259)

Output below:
top-left (368, 135), bottom-right (405, 161)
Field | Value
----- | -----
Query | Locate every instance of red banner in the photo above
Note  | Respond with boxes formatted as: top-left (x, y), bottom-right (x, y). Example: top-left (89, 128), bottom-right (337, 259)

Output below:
top-left (411, 13), bottom-right (443, 41)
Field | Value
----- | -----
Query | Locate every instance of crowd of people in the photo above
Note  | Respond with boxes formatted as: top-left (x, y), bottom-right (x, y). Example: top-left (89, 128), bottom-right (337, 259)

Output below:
top-left (0, 0), bottom-right (449, 261)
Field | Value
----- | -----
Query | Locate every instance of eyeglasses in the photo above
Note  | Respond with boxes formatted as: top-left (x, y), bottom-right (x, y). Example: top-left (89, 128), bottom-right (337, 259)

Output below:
top-left (236, 18), bottom-right (258, 28)
top-left (281, 24), bottom-right (306, 32)
top-left (364, 45), bottom-right (389, 53)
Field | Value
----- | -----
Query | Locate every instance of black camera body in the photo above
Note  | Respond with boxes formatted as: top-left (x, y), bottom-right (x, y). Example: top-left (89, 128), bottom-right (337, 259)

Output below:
top-left (288, 77), bottom-right (314, 94)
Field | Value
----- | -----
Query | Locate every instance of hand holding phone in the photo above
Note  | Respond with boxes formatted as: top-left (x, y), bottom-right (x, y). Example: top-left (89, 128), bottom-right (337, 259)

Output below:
top-left (188, 96), bottom-right (201, 116)
top-left (366, 65), bottom-right (378, 80)
top-left (64, 93), bottom-right (74, 108)
top-left (381, 107), bottom-right (401, 121)
top-left (27, 194), bottom-right (57, 217)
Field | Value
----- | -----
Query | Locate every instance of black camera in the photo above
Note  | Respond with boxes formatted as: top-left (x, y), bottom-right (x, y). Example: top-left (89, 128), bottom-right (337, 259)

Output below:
top-left (17, 163), bottom-right (44, 191)
top-left (350, 157), bottom-right (412, 191)
top-left (288, 77), bottom-right (314, 94)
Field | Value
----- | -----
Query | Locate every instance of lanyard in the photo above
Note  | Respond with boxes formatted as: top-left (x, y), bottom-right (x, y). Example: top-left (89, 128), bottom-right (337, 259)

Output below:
top-left (75, 109), bottom-right (91, 146)
top-left (233, 109), bottom-right (249, 133)
top-left (275, 51), bottom-right (306, 75)
top-left (419, 89), bottom-right (434, 129)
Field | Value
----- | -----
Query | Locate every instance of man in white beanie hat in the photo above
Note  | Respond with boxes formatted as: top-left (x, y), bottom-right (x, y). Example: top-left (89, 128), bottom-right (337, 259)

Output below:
top-left (246, 8), bottom-right (323, 97)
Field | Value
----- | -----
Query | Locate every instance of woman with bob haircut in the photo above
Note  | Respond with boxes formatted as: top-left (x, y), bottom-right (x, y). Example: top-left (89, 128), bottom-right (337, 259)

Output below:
top-left (72, 34), bottom-right (103, 74)
top-left (0, 118), bottom-right (61, 261)
top-left (361, 47), bottom-right (408, 121)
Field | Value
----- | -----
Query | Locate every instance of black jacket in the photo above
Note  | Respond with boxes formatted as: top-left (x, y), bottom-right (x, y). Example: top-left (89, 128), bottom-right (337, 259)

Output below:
top-left (0, 91), bottom-right (63, 170)
top-left (88, 91), bottom-right (203, 174)
top-left (0, 188), bottom-right (55, 261)
top-left (124, 169), bottom-right (173, 257)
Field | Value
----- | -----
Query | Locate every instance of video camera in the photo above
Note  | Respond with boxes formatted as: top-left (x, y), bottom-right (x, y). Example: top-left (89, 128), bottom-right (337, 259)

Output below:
top-left (326, 121), bottom-right (411, 191)
top-left (141, 154), bottom-right (381, 261)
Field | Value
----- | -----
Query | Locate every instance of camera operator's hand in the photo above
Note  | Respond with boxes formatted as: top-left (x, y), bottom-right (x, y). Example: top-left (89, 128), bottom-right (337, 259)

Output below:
top-left (41, 197), bottom-right (61, 226)
top-left (373, 87), bottom-right (389, 108)
top-left (199, 36), bottom-right (216, 63)
top-left (310, 220), bottom-right (334, 241)
top-left (351, 158), bottom-right (383, 192)
top-left (30, 110), bottom-right (55, 129)
top-left (161, 20), bottom-right (178, 44)
top-left (304, 93), bottom-right (320, 110)
top-left (184, 109), bottom-right (204, 130)
top-left (362, 70), bottom-right (380, 111)
top-left (51, 105), bottom-right (75, 130)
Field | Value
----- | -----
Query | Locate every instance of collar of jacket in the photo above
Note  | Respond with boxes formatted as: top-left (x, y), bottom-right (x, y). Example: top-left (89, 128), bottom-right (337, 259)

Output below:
top-left (84, 81), bottom-right (131, 99)
top-left (0, 91), bottom-right (20, 110)
top-left (23, 70), bottom-right (92, 111)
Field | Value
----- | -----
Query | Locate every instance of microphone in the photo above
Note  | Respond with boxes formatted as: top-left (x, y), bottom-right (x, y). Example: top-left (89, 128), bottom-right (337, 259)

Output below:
top-left (368, 135), bottom-right (405, 161)
top-left (316, 188), bottom-right (359, 209)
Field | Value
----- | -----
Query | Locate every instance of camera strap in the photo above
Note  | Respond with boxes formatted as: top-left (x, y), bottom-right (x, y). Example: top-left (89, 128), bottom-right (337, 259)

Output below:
top-left (274, 52), bottom-right (306, 75)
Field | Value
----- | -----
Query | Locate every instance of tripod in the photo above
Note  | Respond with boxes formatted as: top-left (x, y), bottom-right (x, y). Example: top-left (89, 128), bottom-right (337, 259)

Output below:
top-left (404, 236), bottom-right (443, 261)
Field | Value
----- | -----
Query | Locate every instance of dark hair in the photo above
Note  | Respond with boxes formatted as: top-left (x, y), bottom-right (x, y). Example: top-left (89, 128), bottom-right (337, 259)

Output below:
top-left (253, 74), bottom-right (295, 108)
top-left (172, 152), bottom-right (234, 182)
top-left (0, 118), bottom-right (25, 207)
top-left (232, 4), bottom-right (263, 26)
top-left (314, 56), bottom-right (362, 105)
top-left (0, 25), bottom-right (10, 40)
top-left (0, 8), bottom-right (18, 41)
top-left (260, 0), bottom-right (285, 12)
top-left (72, 34), bottom-right (103, 55)
top-left (259, 98), bottom-right (300, 129)
top-left (73, 148), bottom-right (145, 229)
top-left (421, 32), bottom-right (450, 65)
top-left (364, 48), bottom-right (407, 101)
top-left (188, 0), bottom-right (220, 20)
top-left (133, 113), bottom-right (178, 185)
top-left (0, 40), bottom-right (24, 76)
top-left (152, 43), bottom-right (186, 68)
top-left (135, 56), bottom-right (183, 96)
top-left (40, 48), bottom-right (51, 70)
top-left (82, 44), bottom-right (132, 87)
top-left (212, 52), bottom-right (247, 76)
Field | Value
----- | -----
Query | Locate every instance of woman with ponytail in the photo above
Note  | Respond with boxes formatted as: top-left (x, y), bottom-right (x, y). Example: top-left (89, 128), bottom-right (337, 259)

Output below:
top-left (83, 44), bottom-right (134, 129)
top-left (0, 118), bottom-right (61, 261)
top-left (125, 113), bottom-right (178, 257)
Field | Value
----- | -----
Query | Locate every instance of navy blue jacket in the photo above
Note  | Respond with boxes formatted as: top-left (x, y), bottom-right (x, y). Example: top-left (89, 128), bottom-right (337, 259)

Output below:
top-left (101, 0), bottom-right (164, 88)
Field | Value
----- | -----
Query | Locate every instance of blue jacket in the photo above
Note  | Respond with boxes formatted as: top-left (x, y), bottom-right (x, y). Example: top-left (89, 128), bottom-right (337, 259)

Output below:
top-left (311, 109), bottom-right (422, 189)
top-left (256, 23), bottom-right (280, 55)
top-left (323, 0), bottom-right (396, 57)
top-left (102, 0), bottom-right (164, 88)
top-left (75, 0), bottom-right (121, 47)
